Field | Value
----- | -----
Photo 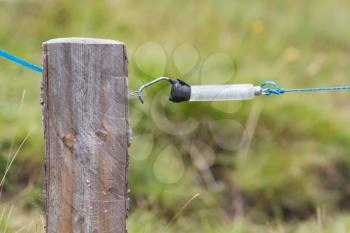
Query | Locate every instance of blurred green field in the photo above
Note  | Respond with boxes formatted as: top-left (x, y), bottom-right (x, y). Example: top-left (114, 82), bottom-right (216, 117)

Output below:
top-left (1, 0), bottom-right (350, 232)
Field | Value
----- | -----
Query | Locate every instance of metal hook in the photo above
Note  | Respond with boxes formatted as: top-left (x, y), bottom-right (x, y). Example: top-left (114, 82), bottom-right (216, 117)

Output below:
top-left (129, 77), bottom-right (173, 103)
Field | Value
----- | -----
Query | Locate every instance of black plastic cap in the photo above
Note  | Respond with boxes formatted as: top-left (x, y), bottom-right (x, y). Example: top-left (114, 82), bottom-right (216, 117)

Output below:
top-left (169, 79), bottom-right (191, 103)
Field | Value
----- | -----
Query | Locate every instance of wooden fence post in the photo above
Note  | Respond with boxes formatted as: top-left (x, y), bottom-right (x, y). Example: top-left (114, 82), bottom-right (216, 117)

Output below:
top-left (42, 38), bottom-right (130, 233)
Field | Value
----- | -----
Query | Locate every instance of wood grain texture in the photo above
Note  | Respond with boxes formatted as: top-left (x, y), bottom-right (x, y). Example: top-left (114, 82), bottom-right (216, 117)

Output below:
top-left (42, 38), bottom-right (130, 233)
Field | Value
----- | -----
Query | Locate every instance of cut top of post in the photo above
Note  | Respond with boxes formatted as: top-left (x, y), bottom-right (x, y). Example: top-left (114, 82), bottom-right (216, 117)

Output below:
top-left (44, 37), bottom-right (124, 45)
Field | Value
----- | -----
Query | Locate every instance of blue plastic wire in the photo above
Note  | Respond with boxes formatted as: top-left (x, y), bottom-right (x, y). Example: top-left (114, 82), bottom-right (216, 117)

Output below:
top-left (0, 49), bottom-right (43, 73)
top-left (260, 81), bottom-right (350, 96)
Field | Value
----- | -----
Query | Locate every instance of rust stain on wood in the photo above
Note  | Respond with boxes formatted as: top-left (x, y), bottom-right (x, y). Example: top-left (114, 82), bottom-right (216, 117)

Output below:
top-left (63, 134), bottom-right (77, 148)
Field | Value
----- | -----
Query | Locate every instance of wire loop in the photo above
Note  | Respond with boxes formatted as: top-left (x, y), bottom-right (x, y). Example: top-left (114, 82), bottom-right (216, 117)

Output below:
top-left (260, 81), bottom-right (286, 95)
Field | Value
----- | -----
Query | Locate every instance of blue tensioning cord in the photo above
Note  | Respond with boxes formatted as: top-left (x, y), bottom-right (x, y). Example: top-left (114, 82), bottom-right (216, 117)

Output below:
top-left (1, 49), bottom-right (350, 97)
top-left (0, 49), bottom-right (43, 73)
top-left (260, 81), bottom-right (350, 96)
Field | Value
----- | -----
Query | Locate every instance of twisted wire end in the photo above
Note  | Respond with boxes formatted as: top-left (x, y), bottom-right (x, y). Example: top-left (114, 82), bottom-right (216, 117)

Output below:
top-left (260, 81), bottom-right (285, 96)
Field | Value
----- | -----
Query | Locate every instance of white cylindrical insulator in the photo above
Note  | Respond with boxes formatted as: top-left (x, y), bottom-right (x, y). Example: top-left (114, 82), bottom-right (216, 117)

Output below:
top-left (190, 84), bottom-right (258, 101)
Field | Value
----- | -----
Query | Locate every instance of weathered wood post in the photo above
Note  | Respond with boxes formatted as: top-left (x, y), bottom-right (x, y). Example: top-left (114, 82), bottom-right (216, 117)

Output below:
top-left (42, 38), bottom-right (130, 233)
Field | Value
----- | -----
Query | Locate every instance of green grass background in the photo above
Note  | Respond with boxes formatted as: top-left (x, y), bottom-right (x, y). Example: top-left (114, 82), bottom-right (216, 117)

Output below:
top-left (1, 0), bottom-right (350, 232)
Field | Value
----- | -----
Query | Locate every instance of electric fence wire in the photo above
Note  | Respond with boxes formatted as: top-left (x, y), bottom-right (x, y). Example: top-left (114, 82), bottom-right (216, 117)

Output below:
top-left (0, 49), bottom-right (43, 73)
top-left (1, 49), bottom-right (350, 97)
